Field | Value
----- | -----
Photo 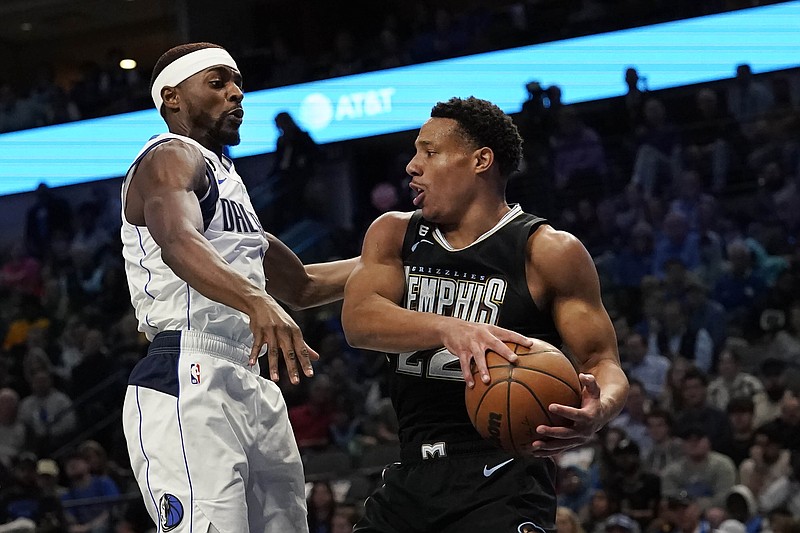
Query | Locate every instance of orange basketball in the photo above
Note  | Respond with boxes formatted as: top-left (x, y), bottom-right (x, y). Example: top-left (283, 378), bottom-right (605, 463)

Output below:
top-left (465, 340), bottom-right (582, 455)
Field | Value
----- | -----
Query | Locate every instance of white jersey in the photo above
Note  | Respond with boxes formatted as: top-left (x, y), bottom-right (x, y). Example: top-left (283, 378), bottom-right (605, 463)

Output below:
top-left (121, 133), bottom-right (268, 346)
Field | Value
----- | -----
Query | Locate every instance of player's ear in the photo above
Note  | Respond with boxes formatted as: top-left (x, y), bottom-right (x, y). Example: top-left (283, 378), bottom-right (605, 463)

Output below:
top-left (161, 86), bottom-right (180, 112)
top-left (473, 147), bottom-right (494, 174)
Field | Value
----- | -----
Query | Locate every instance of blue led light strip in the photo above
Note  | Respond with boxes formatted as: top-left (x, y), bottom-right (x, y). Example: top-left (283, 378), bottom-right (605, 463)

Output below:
top-left (1, 1), bottom-right (798, 194)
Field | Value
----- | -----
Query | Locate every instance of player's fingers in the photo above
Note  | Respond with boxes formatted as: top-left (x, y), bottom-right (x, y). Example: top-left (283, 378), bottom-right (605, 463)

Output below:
top-left (267, 342), bottom-right (281, 382)
top-left (579, 373), bottom-right (601, 397)
top-left (488, 339), bottom-right (518, 364)
top-left (276, 326), bottom-right (302, 384)
top-left (472, 347), bottom-right (491, 385)
top-left (490, 327), bottom-right (534, 348)
top-left (460, 353), bottom-right (477, 388)
top-left (289, 331), bottom-right (316, 378)
top-left (249, 332), bottom-right (263, 367)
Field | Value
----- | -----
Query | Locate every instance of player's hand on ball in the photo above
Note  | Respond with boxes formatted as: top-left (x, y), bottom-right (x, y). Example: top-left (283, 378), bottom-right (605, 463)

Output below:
top-left (442, 322), bottom-right (533, 388)
top-left (528, 373), bottom-right (603, 457)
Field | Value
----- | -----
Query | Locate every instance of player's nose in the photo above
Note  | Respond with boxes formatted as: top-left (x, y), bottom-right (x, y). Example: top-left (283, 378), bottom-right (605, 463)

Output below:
top-left (406, 155), bottom-right (421, 177)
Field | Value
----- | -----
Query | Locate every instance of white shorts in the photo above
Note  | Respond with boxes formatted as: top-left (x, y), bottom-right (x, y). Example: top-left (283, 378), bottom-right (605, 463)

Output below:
top-left (122, 330), bottom-right (308, 533)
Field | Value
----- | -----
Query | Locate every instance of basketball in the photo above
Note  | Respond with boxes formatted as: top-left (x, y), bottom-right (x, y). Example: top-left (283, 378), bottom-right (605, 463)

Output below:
top-left (465, 340), bottom-right (582, 455)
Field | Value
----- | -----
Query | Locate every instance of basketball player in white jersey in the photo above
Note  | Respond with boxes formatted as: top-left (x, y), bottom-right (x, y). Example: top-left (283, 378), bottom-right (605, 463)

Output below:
top-left (120, 42), bottom-right (357, 533)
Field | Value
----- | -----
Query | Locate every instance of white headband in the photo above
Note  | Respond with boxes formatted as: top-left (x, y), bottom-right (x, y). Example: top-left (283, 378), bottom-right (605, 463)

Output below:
top-left (151, 47), bottom-right (239, 110)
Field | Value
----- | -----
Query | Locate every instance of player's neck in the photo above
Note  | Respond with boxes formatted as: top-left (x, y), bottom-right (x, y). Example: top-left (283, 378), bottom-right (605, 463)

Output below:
top-left (439, 200), bottom-right (511, 249)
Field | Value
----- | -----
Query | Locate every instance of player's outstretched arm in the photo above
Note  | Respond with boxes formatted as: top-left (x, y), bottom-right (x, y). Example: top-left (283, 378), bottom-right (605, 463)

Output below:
top-left (525, 226), bottom-right (629, 455)
top-left (342, 212), bottom-right (533, 387)
top-left (262, 234), bottom-right (359, 310)
top-left (128, 142), bottom-right (315, 381)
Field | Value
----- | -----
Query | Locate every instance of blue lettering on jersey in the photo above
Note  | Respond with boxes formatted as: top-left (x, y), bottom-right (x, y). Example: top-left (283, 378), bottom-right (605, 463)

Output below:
top-left (220, 198), bottom-right (262, 233)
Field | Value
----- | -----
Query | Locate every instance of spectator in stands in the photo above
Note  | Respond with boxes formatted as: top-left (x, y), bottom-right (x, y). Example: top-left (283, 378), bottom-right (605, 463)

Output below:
top-left (754, 358), bottom-right (788, 427)
top-left (620, 67), bottom-right (647, 136)
top-left (307, 480), bottom-right (336, 533)
top-left (684, 276), bottom-right (727, 356)
top-left (713, 240), bottom-right (768, 338)
top-left (266, 111), bottom-right (320, 230)
top-left (757, 449), bottom-right (800, 517)
top-left (682, 87), bottom-right (739, 193)
top-left (2, 296), bottom-right (50, 356)
top-left (643, 409), bottom-right (683, 475)
top-left (706, 345), bottom-right (765, 413)
top-left (652, 211), bottom-right (701, 279)
top-left (69, 201), bottom-right (111, 268)
top-left (657, 356), bottom-right (691, 413)
top-left (557, 505), bottom-right (587, 533)
top-left (766, 299), bottom-right (800, 361)
top-left (331, 506), bottom-right (359, 533)
top-left (0, 389), bottom-right (25, 471)
top-left (725, 397), bottom-right (757, 467)
top-left (727, 64), bottom-right (775, 140)
top-left (610, 380), bottom-right (652, 457)
top-left (0, 244), bottom-right (42, 298)
top-left (581, 488), bottom-right (617, 533)
top-left (605, 438), bottom-right (661, 530)
top-left (78, 441), bottom-right (129, 495)
top-left (647, 299), bottom-right (713, 373)
top-left (17, 369), bottom-right (76, 455)
top-left (61, 450), bottom-right (119, 533)
top-left (288, 374), bottom-right (338, 452)
top-left (558, 464), bottom-right (594, 516)
top-left (675, 366), bottom-right (734, 454)
top-left (35, 458), bottom-right (65, 499)
top-left (661, 424), bottom-right (737, 510)
top-left (23, 183), bottom-right (72, 260)
top-left (70, 329), bottom-right (120, 431)
top-left (739, 423), bottom-right (791, 505)
top-left (630, 98), bottom-right (681, 199)
top-left (550, 106), bottom-right (609, 200)
top-left (715, 485), bottom-right (759, 533)
top-left (0, 452), bottom-right (66, 532)
top-left (760, 383), bottom-right (800, 451)
top-left (622, 333), bottom-right (669, 400)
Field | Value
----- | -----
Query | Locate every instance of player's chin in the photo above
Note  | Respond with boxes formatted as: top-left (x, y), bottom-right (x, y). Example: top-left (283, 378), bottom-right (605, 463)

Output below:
top-left (219, 129), bottom-right (241, 146)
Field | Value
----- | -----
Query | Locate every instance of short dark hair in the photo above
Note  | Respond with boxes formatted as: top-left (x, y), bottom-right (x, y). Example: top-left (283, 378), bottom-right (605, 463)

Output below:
top-left (430, 96), bottom-right (523, 177)
top-left (150, 42), bottom-right (225, 117)
top-left (727, 396), bottom-right (755, 414)
top-left (646, 408), bottom-right (674, 428)
top-left (682, 366), bottom-right (708, 387)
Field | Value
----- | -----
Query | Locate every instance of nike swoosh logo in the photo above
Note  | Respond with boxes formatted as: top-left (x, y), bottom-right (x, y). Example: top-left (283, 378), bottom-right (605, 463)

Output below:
top-left (411, 239), bottom-right (435, 252)
top-left (217, 178), bottom-right (227, 184)
top-left (483, 458), bottom-right (514, 477)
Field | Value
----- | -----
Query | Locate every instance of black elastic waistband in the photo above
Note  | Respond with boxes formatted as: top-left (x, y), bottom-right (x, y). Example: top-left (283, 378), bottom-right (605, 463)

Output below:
top-left (400, 439), bottom-right (499, 464)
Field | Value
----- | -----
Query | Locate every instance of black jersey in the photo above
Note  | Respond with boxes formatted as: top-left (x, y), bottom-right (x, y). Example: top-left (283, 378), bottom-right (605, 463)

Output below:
top-left (389, 204), bottom-right (562, 448)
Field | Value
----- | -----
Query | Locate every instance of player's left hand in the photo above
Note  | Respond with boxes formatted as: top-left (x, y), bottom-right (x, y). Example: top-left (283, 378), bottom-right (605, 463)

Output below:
top-left (526, 373), bottom-right (605, 457)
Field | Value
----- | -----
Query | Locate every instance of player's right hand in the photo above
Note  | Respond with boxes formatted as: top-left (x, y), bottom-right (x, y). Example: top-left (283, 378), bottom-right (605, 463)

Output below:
top-left (247, 294), bottom-right (319, 384)
top-left (441, 323), bottom-right (533, 388)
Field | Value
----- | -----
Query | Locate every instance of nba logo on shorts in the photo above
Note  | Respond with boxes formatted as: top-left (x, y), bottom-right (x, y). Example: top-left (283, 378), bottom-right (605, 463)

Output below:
top-left (159, 493), bottom-right (183, 531)
top-left (190, 363), bottom-right (201, 385)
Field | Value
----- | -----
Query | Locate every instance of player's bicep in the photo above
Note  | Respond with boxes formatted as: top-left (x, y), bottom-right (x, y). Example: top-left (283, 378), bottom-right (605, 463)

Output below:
top-left (531, 230), bottom-right (618, 367)
top-left (344, 213), bottom-right (408, 308)
top-left (137, 144), bottom-right (208, 247)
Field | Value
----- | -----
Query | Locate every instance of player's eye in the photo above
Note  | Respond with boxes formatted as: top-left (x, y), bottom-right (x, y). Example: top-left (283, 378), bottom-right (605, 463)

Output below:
top-left (209, 80), bottom-right (223, 88)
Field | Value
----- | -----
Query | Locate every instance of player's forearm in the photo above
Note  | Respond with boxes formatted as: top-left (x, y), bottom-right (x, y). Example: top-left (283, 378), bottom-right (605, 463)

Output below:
top-left (342, 295), bottom-right (455, 353)
top-left (161, 229), bottom-right (266, 316)
top-left (298, 257), bottom-right (359, 308)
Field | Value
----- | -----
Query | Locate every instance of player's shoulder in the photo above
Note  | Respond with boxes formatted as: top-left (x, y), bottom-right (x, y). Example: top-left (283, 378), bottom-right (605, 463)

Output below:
top-left (527, 225), bottom-right (594, 274)
top-left (362, 211), bottom-right (415, 255)
top-left (140, 137), bottom-right (205, 169)
top-left (367, 210), bottom-right (415, 234)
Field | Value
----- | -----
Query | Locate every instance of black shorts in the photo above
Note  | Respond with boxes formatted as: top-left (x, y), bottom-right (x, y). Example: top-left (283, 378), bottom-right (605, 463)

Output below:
top-left (354, 440), bottom-right (557, 533)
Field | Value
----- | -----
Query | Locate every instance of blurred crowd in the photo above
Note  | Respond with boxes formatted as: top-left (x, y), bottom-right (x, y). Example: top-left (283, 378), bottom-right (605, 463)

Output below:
top-left (0, 0), bottom-right (787, 134)
top-left (1, 2), bottom-right (800, 532)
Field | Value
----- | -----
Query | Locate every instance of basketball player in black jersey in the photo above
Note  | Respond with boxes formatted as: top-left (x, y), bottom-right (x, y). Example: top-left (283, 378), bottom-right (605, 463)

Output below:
top-left (342, 96), bottom-right (629, 533)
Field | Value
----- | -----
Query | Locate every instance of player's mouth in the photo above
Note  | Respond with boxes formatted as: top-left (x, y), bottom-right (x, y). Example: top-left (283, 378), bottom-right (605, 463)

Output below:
top-left (410, 182), bottom-right (425, 206)
top-left (227, 107), bottom-right (244, 124)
